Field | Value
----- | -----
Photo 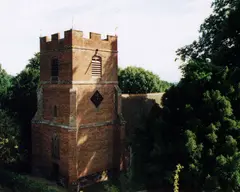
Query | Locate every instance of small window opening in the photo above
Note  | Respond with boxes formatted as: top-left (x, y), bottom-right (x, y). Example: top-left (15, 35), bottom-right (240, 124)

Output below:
top-left (51, 162), bottom-right (59, 181)
top-left (53, 105), bottom-right (58, 117)
top-left (52, 133), bottom-right (60, 159)
top-left (51, 58), bottom-right (59, 82)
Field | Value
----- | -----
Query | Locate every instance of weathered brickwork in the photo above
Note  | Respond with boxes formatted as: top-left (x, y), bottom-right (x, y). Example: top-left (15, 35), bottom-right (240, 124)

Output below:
top-left (32, 29), bottom-right (125, 190)
top-left (72, 50), bottom-right (118, 82)
top-left (74, 84), bottom-right (116, 126)
top-left (32, 124), bottom-right (70, 178)
top-left (40, 50), bottom-right (72, 81)
top-left (42, 85), bottom-right (71, 124)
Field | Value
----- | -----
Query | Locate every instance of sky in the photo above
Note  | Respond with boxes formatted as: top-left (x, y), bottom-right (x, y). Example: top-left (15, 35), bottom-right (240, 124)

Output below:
top-left (0, 0), bottom-right (213, 82)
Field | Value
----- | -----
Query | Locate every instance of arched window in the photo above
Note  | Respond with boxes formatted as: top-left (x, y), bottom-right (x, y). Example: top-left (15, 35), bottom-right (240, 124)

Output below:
top-left (53, 105), bottom-right (57, 117)
top-left (51, 58), bottom-right (59, 82)
top-left (91, 54), bottom-right (102, 78)
top-left (52, 133), bottom-right (60, 159)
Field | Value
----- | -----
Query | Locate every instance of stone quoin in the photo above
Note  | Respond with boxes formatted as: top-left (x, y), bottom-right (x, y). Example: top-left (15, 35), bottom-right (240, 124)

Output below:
top-left (31, 29), bottom-right (126, 190)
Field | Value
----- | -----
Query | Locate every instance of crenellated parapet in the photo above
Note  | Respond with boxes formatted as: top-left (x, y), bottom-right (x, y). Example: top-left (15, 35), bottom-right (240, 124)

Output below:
top-left (40, 29), bottom-right (117, 52)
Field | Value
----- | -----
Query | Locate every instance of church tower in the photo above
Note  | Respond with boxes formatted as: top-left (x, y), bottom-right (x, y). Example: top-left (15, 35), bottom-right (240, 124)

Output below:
top-left (31, 29), bottom-right (125, 189)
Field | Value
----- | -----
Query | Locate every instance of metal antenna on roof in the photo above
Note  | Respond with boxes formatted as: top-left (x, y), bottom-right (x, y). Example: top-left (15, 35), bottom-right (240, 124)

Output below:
top-left (72, 16), bottom-right (74, 29)
top-left (115, 27), bottom-right (118, 36)
top-left (115, 8), bottom-right (120, 36)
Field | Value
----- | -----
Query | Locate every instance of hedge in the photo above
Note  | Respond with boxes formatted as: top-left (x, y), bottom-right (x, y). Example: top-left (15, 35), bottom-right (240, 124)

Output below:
top-left (0, 169), bottom-right (58, 192)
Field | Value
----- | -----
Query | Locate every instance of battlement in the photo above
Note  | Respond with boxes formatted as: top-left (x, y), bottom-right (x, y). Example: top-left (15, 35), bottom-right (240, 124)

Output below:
top-left (40, 29), bottom-right (117, 52)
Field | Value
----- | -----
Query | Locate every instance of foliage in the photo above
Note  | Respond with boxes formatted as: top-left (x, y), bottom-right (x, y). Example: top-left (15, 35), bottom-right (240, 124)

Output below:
top-left (118, 66), bottom-right (172, 94)
top-left (157, 60), bottom-right (240, 191)
top-left (0, 109), bottom-right (19, 164)
top-left (104, 184), bottom-right (120, 192)
top-left (0, 169), bottom-right (57, 192)
top-left (103, 170), bottom-right (139, 192)
top-left (173, 164), bottom-right (184, 192)
top-left (0, 64), bottom-right (12, 108)
top-left (25, 52), bottom-right (40, 71)
top-left (177, 0), bottom-right (240, 67)
top-left (4, 53), bottom-right (40, 168)
top-left (154, 0), bottom-right (240, 191)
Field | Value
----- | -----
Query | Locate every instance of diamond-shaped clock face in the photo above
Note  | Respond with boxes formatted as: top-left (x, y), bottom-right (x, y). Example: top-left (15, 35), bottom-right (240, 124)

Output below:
top-left (90, 90), bottom-right (103, 108)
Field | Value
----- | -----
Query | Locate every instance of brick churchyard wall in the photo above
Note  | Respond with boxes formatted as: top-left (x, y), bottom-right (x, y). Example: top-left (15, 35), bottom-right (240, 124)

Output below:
top-left (31, 29), bottom-right (126, 190)
top-left (121, 93), bottom-right (164, 138)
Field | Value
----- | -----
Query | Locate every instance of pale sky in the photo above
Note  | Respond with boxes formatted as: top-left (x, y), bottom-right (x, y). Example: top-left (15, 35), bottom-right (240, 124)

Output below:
top-left (0, 0), bottom-right (212, 82)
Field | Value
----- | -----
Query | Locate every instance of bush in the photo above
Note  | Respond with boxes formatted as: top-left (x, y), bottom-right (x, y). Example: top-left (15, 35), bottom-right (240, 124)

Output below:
top-left (0, 109), bottom-right (20, 164)
top-left (104, 184), bottom-right (120, 192)
top-left (0, 169), bottom-right (57, 192)
top-left (118, 66), bottom-right (172, 94)
top-left (103, 169), bottom-right (145, 192)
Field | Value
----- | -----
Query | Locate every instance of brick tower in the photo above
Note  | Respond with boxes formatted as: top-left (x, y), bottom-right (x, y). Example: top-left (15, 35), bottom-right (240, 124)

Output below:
top-left (31, 29), bottom-right (126, 189)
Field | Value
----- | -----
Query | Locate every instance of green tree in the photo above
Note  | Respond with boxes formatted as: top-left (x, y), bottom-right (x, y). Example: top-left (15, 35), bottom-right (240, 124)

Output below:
top-left (25, 52), bottom-right (40, 71)
top-left (6, 53), bottom-right (40, 166)
top-left (0, 64), bottom-right (12, 108)
top-left (177, 0), bottom-right (240, 68)
top-left (154, 0), bottom-right (240, 191)
top-left (0, 109), bottom-right (19, 164)
top-left (0, 65), bottom-right (20, 165)
top-left (118, 66), bottom-right (172, 94)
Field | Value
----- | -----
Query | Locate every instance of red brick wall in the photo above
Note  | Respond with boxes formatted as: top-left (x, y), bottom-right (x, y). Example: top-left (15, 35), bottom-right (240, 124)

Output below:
top-left (40, 50), bottom-right (72, 82)
top-left (75, 125), bottom-right (114, 178)
top-left (42, 85), bottom-right (71, 124)
top-left (40, 30), bottom-right (118, 82)
top-left (75, 84), bottom-right (116, 126)
top-left (32, 29), bottom-right (125, 188)
top-left (32, 124), bottom-right (70, 177)
top-left (72, 50), bottom-right (117, 82)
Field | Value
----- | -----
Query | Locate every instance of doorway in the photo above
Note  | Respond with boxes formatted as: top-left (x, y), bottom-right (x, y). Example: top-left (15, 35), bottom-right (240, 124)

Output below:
top-left (51, 162), bottom-right (59, 181)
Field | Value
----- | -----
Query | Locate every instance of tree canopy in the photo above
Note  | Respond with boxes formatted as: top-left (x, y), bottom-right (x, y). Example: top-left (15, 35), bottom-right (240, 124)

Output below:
top-left (152, 0), bottom-right (240, 191)
top-left (0, 109), bottom-right (19, 164)
top-left (1, 54), bottom-right (40, 167)
top-left (177, 0), bottom-right (240, 68)
top-left (118, 66), bottom-right (172, 94)
top-left (0, 64), bottom-right (12, 108)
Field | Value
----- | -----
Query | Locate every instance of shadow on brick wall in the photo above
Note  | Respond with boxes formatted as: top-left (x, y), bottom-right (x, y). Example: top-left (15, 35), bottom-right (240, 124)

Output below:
top-left (72, 38), bottom-right (122, 189)
top-left (121, 93), bottom-right (163, 140)
top-left (121, 94), bottom-right (164, 189)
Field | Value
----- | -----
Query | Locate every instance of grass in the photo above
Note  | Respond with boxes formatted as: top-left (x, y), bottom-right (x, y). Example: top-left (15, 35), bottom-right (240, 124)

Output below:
top-left (25, 175), bottom-right (67, 192)
top-left (25, 175), bottom-right (110, 192)
top-left (84, 181), bottom-right (109, 192)
top-left (0, 168), bottom-right (113, 192)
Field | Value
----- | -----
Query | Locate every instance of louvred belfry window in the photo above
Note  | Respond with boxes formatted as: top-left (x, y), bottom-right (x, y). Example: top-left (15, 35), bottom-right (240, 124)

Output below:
top-left (91, 55), bottom-right (102, 78)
